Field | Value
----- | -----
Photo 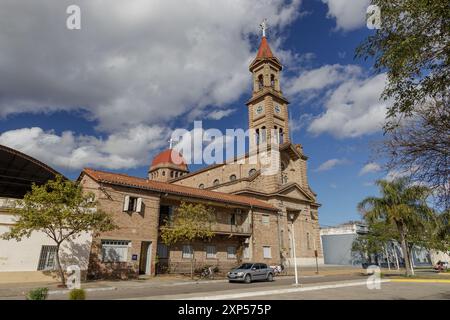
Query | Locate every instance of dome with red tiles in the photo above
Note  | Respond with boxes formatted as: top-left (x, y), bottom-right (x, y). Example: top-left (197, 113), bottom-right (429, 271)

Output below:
top-left (149, 149), bottom-right (188, 172)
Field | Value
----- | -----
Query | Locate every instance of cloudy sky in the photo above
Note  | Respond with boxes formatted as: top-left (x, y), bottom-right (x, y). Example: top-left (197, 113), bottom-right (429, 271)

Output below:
top-left (0, 0), bottom-right (391, 226)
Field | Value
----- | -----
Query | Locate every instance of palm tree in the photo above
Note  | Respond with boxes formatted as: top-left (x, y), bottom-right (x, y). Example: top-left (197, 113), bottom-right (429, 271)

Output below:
top-left (358, 178), bottom-right (432, 276)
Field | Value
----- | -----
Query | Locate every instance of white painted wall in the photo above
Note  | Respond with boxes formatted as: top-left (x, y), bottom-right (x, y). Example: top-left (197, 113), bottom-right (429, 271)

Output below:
top-left (286, 257), bottom-right (325, 267)
top-left (0, 211), bottom-right (92, 272)
top-left (429, 250), bottom-right (450, 265)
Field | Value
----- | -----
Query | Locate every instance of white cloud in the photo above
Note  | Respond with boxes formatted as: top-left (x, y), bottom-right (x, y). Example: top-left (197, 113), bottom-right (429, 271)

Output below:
top-left (206, 109), bottom-right (236, 120)
top-left (0, 0), bottom-right (305, 170)
top-left (0, 0), bottom-right (303, 133)
top-left (384, 168), bottom-right (416, 182)
top-left (359, 162), bottom-right (381, 176)
top-left (307, 72), bottom-right (388, 138)
top-left (314, 158), bottom-right (349, 172)
top-left (322, 0), bottom-right (371, 31)
top-left (286, 63), bottom-right (388, 138)
top-left (285, 64), bottom-right (362, 96)
top-left (0, 126), bottom-right (168, 171)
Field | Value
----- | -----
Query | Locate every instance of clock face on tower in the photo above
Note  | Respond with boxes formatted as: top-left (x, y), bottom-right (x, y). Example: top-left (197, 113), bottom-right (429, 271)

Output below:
top-left (274, 105), bottom-right (281, 114)
top-left (255, 105), bottom-right (264, 115)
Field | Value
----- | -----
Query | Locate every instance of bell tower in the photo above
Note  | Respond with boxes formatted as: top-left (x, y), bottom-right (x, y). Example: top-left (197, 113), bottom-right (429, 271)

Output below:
top-left (247, 21), bottom-right (290, 148)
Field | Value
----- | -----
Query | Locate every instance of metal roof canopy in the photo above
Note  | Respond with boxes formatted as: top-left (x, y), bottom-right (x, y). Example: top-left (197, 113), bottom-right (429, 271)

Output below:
top-left (0, 144), bottom-right (62, 199)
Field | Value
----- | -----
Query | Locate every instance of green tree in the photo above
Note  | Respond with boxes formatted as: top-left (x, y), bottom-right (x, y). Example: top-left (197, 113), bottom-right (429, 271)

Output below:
top-left (352, 220), bottom-right (398, 265)
top-left (1, 175), bottom-right (117, 285)
top-left (160, 202), bottom-right (216, 279)
top-left (356, 0), bottom-right (449, 128)
top-left (357, 178), bottom-right (433, 276)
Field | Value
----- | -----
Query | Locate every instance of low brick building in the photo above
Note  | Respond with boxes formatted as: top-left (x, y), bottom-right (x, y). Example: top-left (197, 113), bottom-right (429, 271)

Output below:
top-left (79, 168), bottom-right (279, 278)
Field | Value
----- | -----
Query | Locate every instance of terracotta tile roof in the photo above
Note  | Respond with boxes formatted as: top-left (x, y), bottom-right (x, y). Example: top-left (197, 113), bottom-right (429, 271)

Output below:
top-left (150, 149), bottom-right (188, 171)
top-left (82, 168), bottom-right (277, 211)
top-left (256, 36), bottom-right (274, 59)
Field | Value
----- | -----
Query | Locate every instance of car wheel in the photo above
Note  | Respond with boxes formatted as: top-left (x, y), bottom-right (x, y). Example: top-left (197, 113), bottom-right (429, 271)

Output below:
top-left (267, 273), bottom-right (273, 282)
top-left (244, 274), bottom-right (252, 284)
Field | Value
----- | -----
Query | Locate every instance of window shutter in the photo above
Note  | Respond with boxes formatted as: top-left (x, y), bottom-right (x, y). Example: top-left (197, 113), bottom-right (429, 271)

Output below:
top-left (123, 195), bottom-right (130, 211)
top-left (136, 197), bottom-right (142, 213)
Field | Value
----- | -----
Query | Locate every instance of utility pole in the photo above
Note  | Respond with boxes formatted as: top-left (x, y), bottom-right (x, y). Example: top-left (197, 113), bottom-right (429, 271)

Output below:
top-left (313, 237), bottom-right (319, 274)
top-left (289, 212), bottom-right (299, 286)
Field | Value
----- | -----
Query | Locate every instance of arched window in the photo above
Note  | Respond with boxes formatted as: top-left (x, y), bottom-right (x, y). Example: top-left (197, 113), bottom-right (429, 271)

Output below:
top-left (199, 184), bottom-right (204, 189)
top-left (162, 170), bottom-right (166, 176)
top-left (213, 179), bottom-right (220, 186)
top-left (279, 128), bottom-right (284, 144)
top-left (249, 168), bottom-right (256, 176)
top-left (261, 126), bottom-right (266, 144)
top-left (229, 174), bottom-right (236, 181)
top-left (258, 74), bottom-right (264, 90)
top-left (274, 126), bottom-right (278, 143)
top-left (255, 129), bottom-right (260, 145)
top-left (170, 171), bottom-right (174, 178)
top-left (270, 74), bottom-right (275, 88)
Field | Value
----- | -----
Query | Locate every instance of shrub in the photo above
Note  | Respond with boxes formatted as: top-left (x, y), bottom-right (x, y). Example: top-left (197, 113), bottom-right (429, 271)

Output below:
top-left (69, 288), bottom-right (86, 300)
top-left (26, 287), bottom-right (49, 300)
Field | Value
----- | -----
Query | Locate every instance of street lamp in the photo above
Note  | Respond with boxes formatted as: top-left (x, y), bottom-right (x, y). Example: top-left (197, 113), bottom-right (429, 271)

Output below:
top-left (289, 212), bottom-right (299, 286)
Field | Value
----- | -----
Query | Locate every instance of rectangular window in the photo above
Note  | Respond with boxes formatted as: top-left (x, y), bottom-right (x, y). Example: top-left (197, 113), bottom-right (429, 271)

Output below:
top-left (206, 245), bottom-right (216, 259)
top-left (101, 240), bottom-right (129, 262)
top-left (227, 246), bottom-right (236, 259)
top-left (157, 243), bottom-right (168, 258)
top-left (182, 245), bottom-right (193, 259)
top-left (159, 205), bottom-right (174, 224)
top-left (123, 196), bottom-right (142, 212)
top-left (230, 214), bottom-right (236, 226)
top-left (263, 246), bottom-right (272, 259)
top-left (37, 245), bottom-right (57, 270)
top-left (262, 214), bottom-right (270, 225)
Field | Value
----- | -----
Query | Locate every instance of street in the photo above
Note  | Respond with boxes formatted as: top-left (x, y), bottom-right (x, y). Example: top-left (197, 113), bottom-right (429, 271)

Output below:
top-left (2, 272), bottom-right (449, 300)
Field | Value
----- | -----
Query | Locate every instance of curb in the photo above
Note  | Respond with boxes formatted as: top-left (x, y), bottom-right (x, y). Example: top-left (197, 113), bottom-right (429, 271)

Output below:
top-left (48, 286), bottom-right (117, 295)
top-left (390, 278), bottom-right (450, 284)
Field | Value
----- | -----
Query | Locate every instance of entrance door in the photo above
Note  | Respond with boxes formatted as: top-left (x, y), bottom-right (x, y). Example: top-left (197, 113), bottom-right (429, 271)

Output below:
top-left (139, 241), bottom-right (152, 275)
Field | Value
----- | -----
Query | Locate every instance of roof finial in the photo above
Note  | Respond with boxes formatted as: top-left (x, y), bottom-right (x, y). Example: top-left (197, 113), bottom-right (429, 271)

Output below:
top-left (260, 19), bottom-right (268, 38)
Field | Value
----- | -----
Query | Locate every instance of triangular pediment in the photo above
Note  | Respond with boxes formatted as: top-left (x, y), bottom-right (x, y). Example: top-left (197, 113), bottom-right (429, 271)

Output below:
top-left (277, 183), bottom-right (315, 202)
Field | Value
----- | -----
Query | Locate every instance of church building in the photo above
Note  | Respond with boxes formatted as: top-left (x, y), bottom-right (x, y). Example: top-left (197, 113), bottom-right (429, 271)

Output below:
top-left (78, 30), bottom-right (323, 279)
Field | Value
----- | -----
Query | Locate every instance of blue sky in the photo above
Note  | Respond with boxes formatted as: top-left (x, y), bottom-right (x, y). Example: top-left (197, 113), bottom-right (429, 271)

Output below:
top-left (0, 0), bottom-right (390, 226)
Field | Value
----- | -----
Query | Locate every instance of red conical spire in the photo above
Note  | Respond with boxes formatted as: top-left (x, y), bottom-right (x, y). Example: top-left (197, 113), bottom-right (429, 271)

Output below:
top-left (256, 36), bottom-right (274, 59)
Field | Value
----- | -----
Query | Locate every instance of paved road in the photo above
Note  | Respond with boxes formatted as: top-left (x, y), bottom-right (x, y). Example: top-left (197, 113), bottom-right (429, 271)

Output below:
top-left (242, 281), bottom-right (450, 300)
top-left (48, 274), bottom-right (363, 300)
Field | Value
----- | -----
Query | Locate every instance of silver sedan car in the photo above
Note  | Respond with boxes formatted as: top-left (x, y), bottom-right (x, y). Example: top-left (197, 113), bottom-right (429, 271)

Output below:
top-left (227, 263), bottom-right (274, 283)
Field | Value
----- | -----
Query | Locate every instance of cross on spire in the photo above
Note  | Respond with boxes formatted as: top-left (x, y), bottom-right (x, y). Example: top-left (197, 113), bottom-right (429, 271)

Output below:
top-left (260, 19), bottom-right (268, 37)
top-left (259, 19), bottom-right (268, 37)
